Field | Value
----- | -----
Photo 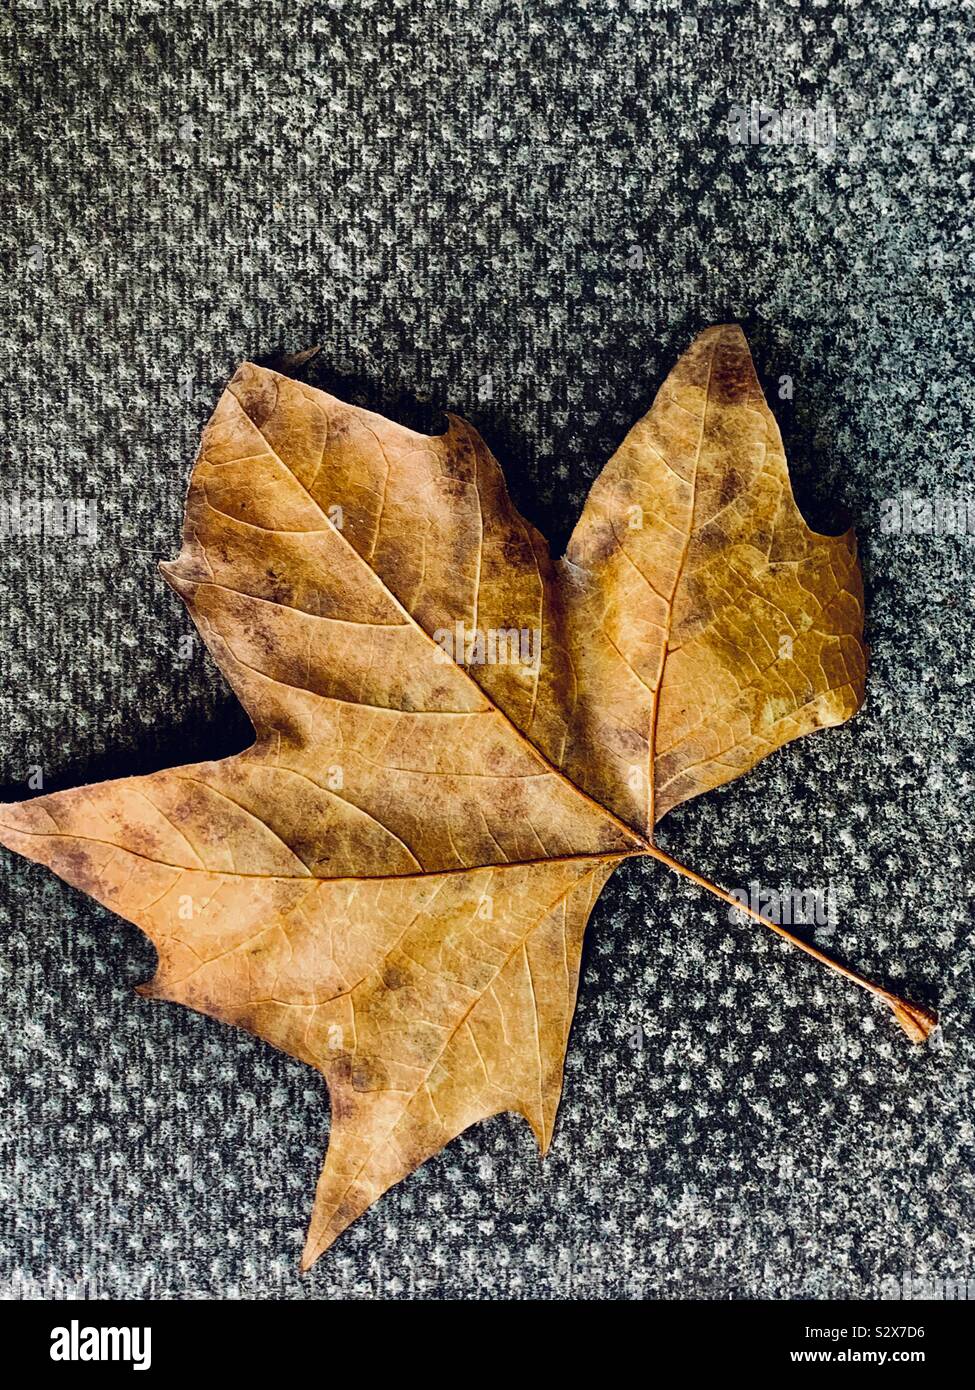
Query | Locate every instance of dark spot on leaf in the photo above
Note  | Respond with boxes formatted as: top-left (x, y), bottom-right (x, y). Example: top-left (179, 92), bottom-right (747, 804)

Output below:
top-left (382, 964), bottom-right (409, 991)
top-left (351, 1056), bottom-right (389, 1092)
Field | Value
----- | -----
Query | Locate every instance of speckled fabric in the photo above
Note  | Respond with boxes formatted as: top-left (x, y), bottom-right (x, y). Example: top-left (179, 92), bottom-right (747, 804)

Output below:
top-left (0, 0), bottom-right (972, 1300)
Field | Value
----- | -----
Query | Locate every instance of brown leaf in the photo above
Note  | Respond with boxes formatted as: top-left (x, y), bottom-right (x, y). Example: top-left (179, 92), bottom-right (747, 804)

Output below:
top-left (0, 325), bottom-right (935, 1269)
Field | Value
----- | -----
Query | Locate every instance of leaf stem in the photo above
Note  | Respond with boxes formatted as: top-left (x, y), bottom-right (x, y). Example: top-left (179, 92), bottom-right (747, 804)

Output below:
top-left (645, 843), bottom-right (937, 1044)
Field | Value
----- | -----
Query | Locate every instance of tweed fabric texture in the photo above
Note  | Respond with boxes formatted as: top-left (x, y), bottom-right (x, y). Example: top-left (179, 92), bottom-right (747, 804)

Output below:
top-left (0, 0), bottom-right (972, 1300)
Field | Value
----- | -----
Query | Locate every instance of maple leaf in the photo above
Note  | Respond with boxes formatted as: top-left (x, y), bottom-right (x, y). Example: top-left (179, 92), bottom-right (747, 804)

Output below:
top-left (0, 325), bottom-right (935, 1269)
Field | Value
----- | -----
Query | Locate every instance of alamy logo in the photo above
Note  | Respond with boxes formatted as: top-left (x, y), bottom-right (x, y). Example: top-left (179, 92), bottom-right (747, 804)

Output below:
top-left (880, 491), bottom-right (975, 536)
top-left (727, 880), bottom-right (838, 929)
top-left (432, 621), bottom-right (541, 668)
top-left (728, 100), bottom-right (836, 155)
top-left (0, 493), bottom-right (98, 544)
top-left (50, 1320), bottom-right (151, 1371)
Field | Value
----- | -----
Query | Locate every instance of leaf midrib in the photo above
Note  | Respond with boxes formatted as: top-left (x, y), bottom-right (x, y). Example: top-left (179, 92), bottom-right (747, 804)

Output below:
top-left (225, 372), bottom-right (647, 851)
top-left (0, 822), bottom-right (641, 882)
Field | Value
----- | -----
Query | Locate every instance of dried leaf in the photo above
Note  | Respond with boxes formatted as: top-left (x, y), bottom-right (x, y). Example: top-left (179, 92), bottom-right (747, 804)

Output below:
top-left (0, 325), bottom-right (934, 1269)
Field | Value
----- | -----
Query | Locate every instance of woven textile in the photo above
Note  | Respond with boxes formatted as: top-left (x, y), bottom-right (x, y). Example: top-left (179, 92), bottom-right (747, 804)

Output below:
top-left (0, 0), bottom-right (971, 1299)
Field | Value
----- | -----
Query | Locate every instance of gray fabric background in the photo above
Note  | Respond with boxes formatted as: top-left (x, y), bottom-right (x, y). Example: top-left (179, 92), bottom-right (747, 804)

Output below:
top-left (0, 0), bottom-right (972, 1300)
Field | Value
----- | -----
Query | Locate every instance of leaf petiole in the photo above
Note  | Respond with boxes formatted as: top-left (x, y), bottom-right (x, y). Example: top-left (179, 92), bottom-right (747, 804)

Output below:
top-left (645, 843), bottom-right (938, 1044)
